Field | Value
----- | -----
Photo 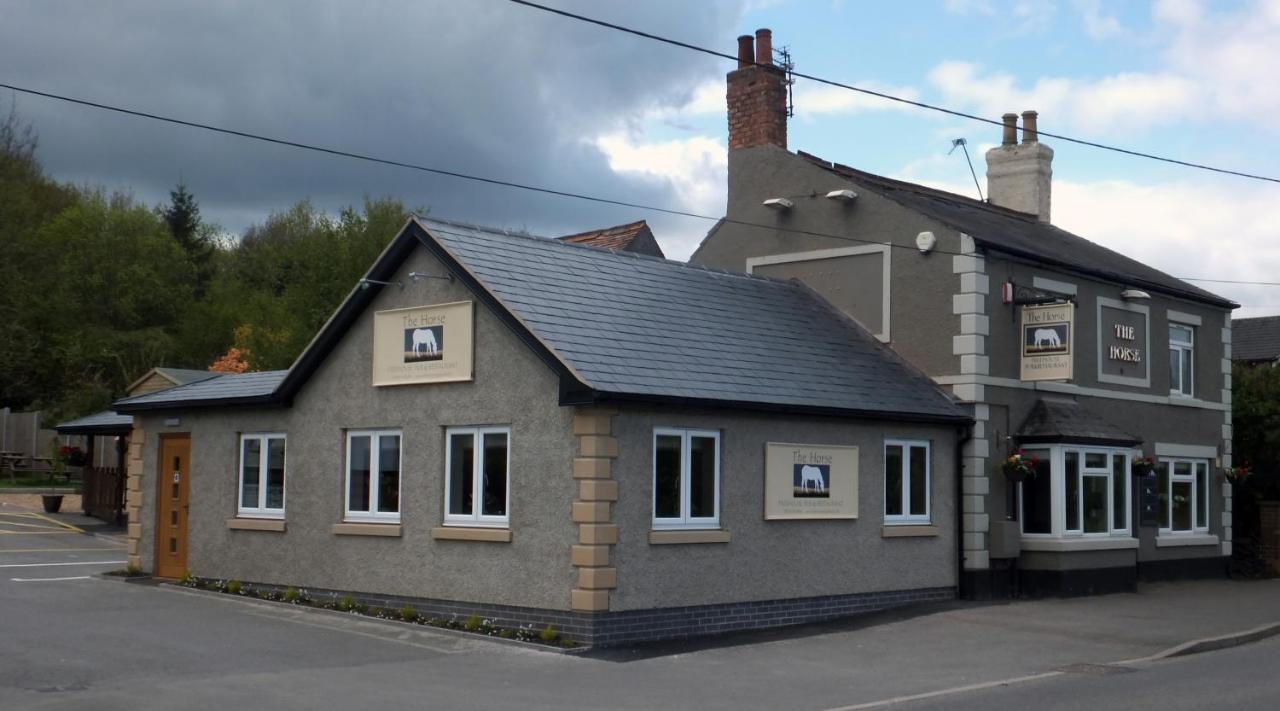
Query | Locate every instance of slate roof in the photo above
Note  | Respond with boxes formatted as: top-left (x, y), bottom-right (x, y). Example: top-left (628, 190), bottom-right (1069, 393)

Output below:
top-left (1232, 316), bottom-right (1280, 363)
top-left (797, 152), bottom-right (1236, 309)
top-left (114, 370), bottom-right (288, 412)
top-left (424, 218), bottom-right (967, 422)
top-left (557, 220), bottom-right (665, 258)
top-left (55, 409), bottom-right (134, 435)
top-left (1015, 398), bottom-right (1141, 446)
top-left (155, 367), bottom-right (220, 385)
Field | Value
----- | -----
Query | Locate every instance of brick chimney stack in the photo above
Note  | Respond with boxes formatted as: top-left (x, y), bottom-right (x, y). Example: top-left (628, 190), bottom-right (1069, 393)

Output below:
top-left (986, 110), bottom-right (1054, 222)
top-left (726, 28), bottom-right (788, 151)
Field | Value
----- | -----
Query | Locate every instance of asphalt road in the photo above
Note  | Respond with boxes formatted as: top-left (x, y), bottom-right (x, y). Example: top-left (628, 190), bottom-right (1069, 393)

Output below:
top-left (2, 506), bottom-right (1278, 710)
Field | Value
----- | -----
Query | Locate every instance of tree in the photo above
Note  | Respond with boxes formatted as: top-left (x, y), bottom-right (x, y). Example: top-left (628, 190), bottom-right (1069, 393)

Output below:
top-left (162, 182), bottom-right (214, 297)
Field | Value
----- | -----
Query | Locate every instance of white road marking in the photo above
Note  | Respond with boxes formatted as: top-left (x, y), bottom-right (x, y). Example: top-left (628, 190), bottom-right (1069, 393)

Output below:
top-left (0, 560), bottom-right (124, 568)
top-left (11, 575), bottom-right (92, 582)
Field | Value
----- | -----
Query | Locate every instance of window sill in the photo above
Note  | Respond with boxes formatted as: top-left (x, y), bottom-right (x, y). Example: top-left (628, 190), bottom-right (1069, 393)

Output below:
top-left (1156, 533), bottom-right (1219, 548)
top-left (332, 523), bottom-right (402, 537)
top-left (882, 525), bottom-right (938, 538)
top-left (1020, 537), bottom-right (1138, 552)
top-left (649, 529), bottom-right (731, 545)
top-left (431, 527), bottom-right (512, 543)
top-left (226, 517), bottom-right (286, 532)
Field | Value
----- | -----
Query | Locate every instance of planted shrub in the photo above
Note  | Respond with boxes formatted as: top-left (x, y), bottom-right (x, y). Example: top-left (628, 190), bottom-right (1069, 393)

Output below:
top-left (226, 580), bottom-right (242, 595)
top-left (283, 587), bottom-right (299, 603)
top-left (463, 614), bottom-right (482, 632)
top-left (539, 624), bottom-right (557, 644)
top-left (337, 595), bottom-right (358, 612)
top-left (399, 605), bottom-right (418, 622)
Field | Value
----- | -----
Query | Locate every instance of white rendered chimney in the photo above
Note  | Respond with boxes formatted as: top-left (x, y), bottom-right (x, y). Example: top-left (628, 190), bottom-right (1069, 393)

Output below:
top-left (986, 110), bottom-right (1053, 222)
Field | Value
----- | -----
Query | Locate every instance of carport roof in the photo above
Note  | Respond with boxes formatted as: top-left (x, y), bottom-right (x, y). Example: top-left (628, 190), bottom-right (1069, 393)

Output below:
top-left (55, 409), bottom-right (134, 435)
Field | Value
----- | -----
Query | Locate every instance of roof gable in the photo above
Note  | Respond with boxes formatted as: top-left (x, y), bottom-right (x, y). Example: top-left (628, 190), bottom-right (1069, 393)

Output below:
top-left (557, 220), bottom-right (665, 258)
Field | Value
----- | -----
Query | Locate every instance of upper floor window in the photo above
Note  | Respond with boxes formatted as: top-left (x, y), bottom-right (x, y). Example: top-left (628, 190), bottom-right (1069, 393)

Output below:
top-left (445, 427), bottom-right (510, 527)
top-left (653, 428), bottom-right (720, 529)
top-left (884, 440), bottom-right (930, 524)
top-left (345, 430), bottom-right (401, 523)
top-left (1169, 323), bottom-right (1194, 396)
top-left (239, 434), bottom-right (285, 517)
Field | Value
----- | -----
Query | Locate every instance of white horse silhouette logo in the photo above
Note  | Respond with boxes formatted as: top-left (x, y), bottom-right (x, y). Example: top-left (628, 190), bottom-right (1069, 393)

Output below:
top-left (799, 465), bottom-right (826, 493)
top-left (411, 327), bottom-right (439, 358)
top-left (1033, 328), bottom-right (1062, 349)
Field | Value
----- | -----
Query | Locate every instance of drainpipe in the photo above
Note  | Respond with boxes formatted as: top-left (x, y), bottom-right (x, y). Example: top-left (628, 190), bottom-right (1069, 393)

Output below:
top-left (956, 423), bottom-right (974, 599)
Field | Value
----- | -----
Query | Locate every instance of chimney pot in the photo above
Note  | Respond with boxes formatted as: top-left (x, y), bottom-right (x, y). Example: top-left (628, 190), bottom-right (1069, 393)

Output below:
top-left (737, 35), bottom-right (754, 68)
top-left (1021, 110), bottom-right (1039, 144)
top-left (755, 28), bottom-right (772, 65)
top-left (1001, 113), bottom-right (1018, 146)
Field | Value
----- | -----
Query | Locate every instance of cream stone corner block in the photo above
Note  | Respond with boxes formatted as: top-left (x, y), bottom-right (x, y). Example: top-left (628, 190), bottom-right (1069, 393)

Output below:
top-left (1224, 409), bottom-right (1232, 425)
top-left (578, 479), bottom-right (618, 502)
top-left (1223, 424), bottom-right (1233, 440)
top-left (572, 457), bottom-right (612, 479)
top-left (1222, 358), bottom-right (1232, 375)
top-left (952, 293), bottom-right (984, 315)
top-left (1224, 525), bottom-right (1232, 541)
top-left (952, 382), bottom-right (984, 403)
top-left (578, 435), bottom-right (618, 458)
top-left (572, 501), bottom-right (611, 524)
top-left (953, 335), bottom-right (984, 356)
top-left (960, 355), bottom-right (990, 376)
top-left (576, 566), bottom-right (618, 590)
top-left (579, 524), bottom-right (618, 545)
top-left (1221, 326), bottom-right (1231, 344)
top-left (1223, 482), bottom-right (1233, 498)
top-left (571, 544), bottom-right (611, 567)
top-left (963, 550), bottom-right (991, 570)
top-left (1222, 541), bottom-right (1233, 557)
top-left (960, 272), bottom-right (990, 295)
top-left (960, 233), bottom-right (977, 254)
top-left (1221, 389), bottom-right (1232, 406)
top-left (1224, 373), bottom-right (1232, 390)
top-left (960, 313), bottom-right (990, 336)
top-left (572, 412), bottom-right (614, 436)
top-left (1224, 344), bottom-right (1232, 360)
top-left (571, 588), bottom-right (610, 612)
top-left (963, 513), bottom-right (990, 533)
top-left (952, 254), bottom-right (985, 274)
top-left (962, 476), bottom-right (990, 496)
top-left (962, 457), bottom-right (988, 479)
top-left (127, 538), bottom-right (139, 556)
top-left (972, 420), bottom-right (987, 440)
top-left (962, 495), bottom-right (985, 514)
top-left (1223, 439), bottom-right (1233, 455)
top-left (1225, 497), bottom-right (1233, 512)
top-left (973, 403), bottom-right (990, 421)
top-left (962, 531), bottom-right (985, 550)
top-left (127, 555), bottom-right (142, 569)
top-left (962, 438), bottom-right (990, 459)
top-left (127, 523), bottom-right (142, 540)
top-left (1223, 512), bottom-right (1232, 528)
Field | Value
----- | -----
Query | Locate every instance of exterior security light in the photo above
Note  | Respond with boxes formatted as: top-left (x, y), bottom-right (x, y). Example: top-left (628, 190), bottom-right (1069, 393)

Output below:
top-left (762, 197), bottom-right (794, 210)
top-left (915, 231), bottom-right (937, 254)
top-left (358, 278), bottom-right (403, 290)
top-left (1120, 289), bottom-right (1150, 300)
top-left (825, 189), bottom-right (858, 202)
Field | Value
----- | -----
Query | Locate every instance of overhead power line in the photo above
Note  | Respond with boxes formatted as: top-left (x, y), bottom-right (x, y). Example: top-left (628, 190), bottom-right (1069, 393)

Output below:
top-left (505, 0), bottom-right (1280, 186)
top-left (3, 81), bottom-right (1279, 294)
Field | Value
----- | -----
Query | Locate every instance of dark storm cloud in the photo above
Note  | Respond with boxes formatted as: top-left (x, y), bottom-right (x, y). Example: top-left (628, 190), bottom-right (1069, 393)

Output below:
top-left (0, 0), bottom-right (741, 236)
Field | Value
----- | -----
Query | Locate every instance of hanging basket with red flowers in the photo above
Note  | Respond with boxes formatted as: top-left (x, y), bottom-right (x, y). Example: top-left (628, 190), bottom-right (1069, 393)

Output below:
top-left (1221, 462), bottom-right (1253, 486)
top-left (1131, 456), bottom-right (1157, 478)
top-left (1002, 450), bottom-right (1040, 483)
top-left (57, 445), bottom-right (88, 467)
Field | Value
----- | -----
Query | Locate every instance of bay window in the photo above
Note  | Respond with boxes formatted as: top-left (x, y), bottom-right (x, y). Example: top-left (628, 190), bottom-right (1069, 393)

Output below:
top-left (1019, 445), bottom-right (1131, 538)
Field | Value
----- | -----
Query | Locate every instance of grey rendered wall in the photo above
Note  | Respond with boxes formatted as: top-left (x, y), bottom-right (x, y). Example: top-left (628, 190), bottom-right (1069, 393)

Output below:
top-left (690, 145), bottom-right (964, 378)
top-left (607, 405), bottom-right (960, 611)
top-left (137, 246), bottom-right (578, 610)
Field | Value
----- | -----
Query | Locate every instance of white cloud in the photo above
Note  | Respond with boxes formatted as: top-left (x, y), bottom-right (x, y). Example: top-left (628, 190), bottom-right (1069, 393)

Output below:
top-left (944, 0), bottom-right (995, 15)
top-left (791, 81), bottom-right (924, 119)
top-left (1075, 0), bottom-right (1123, 39)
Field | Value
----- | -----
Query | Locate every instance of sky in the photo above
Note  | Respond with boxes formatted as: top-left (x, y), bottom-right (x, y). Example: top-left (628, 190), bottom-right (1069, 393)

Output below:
top-left (2, 0), bottom-right (1278, 315)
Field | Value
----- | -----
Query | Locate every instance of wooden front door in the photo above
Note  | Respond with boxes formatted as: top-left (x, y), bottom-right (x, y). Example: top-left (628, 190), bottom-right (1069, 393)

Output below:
top-left (154, 434), bottom-right (191, 579)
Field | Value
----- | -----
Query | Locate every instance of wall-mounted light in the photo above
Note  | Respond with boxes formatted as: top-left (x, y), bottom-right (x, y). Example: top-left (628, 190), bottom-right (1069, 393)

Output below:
top-left (825, 189), bottom-right (858, 202)
top-left (762, 197), bottom-right (794, 211)
top-left (358, 278), bottom-right (403, 291)
top-left (915, 231), bottom-right (937, 254)
top-left (408, 271), bottom-right (454, 283)
top-left (1120, 288), bottom-right (1151, 300)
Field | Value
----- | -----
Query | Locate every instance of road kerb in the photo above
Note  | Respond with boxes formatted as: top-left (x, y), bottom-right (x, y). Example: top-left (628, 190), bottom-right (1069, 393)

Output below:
top-left (1120, 621), bottom-right (1280, 664)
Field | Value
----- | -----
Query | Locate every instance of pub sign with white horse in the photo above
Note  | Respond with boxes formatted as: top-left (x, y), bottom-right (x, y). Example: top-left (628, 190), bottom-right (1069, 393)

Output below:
top-left (764, 443), bottom-right (859, 519)
top-left (372, 301), bottom-right (474, 386)
top-left (1020, 303), bottom-right (1074, 382)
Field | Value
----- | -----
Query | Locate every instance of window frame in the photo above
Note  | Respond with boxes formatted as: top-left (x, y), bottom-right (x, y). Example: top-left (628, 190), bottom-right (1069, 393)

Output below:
top-left (237, 433), bottom-right (286, 518)
top-left (443, 426), bottom-right (512, 528)
top-left (883, 439), bottom-right (931, 525)
top-left (1169, 322), bottom-right (1195, 397)
top-left (651, 428), bottom-right (721, 530)
top-left (343, 429), bottom-right (403, 523)
top-left (1018, 444), bottom-right (1131, 539)
top-left (1160, 457), bottom-right (1210, 534)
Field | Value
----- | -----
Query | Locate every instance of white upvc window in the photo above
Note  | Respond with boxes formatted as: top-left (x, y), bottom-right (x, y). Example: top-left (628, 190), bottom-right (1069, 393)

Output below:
top-left (652, 428), bottom-right (720, 529)
top-left (1158, 458), bottom-right (1210, 533)
top-left (884, 440), bottom-right (930, 524)
top-left (1019, 445), bottom-right (1131, 538)
top-left (1169, 323), bottom-right (1195, 396)
top-left (238, 433), bottom-right (286, 517)
top-left (444, 426), bottom-right (511, 527)
top-left (345, 429), bottom-right (402, 523)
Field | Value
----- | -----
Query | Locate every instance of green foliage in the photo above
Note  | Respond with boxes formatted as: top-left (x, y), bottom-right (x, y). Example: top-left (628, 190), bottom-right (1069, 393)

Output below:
top-left (283, 587), bottom-right (299, 603)
top-left (463, 614), bottom-right (482, 632)
top-left (539, 624), bottom-right (557, 643)
top-left (179, 571), bottom-right (197, 586)
top-left (399, 605), bottom-right (418, 622)
top-left (337, 595), bottom-right (358, 612)
top-left (226, 579), bottom-right (242, 595)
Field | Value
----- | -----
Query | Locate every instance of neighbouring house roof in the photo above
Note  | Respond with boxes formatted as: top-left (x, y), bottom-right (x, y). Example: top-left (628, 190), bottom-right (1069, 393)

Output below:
top-left (1232, 316), bottom-right (1280, 363)
top-left (115, 216), bottom-right (969, 424)
top-left (796, 152), bottom-right (1237, 310)
top-left (125, 366), bottom-right (219, 396)
top-left (114, 370), bottom-right (288, 412)
top-left (557, 220), bottom-right (665, 258)
top-left (1015, 398), bottom-right (1141, 447)
top-left (55, 409), bottom-right (134, 436)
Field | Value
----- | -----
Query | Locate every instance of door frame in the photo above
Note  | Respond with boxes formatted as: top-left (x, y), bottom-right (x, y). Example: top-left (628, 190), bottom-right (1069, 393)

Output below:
top-left (154, 432), bottom-right (192, 579)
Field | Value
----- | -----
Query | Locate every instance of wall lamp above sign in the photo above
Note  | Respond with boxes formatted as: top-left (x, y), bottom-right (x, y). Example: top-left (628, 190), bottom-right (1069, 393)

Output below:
top-left (359, 272), bottom-right (454, 291)
top-left (1120, 288), bottom-right (1151, 301)
top-left (408, 271), bottom-right (454, 283)
top-left (358, 278), bottom-right (402, 291)
top-left (762, 197), bottom-right (794, 210)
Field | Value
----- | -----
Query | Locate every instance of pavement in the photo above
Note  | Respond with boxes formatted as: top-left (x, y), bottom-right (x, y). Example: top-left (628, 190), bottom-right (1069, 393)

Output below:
top-left (1, 497), bottom-right (1278, 709)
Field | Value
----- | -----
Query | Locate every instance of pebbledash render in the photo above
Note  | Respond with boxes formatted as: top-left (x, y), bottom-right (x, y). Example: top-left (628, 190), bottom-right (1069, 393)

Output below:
top-left (692, 29), bottom-right (1236, 597)
top-left (115, 217), bottom-right (970, 646)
